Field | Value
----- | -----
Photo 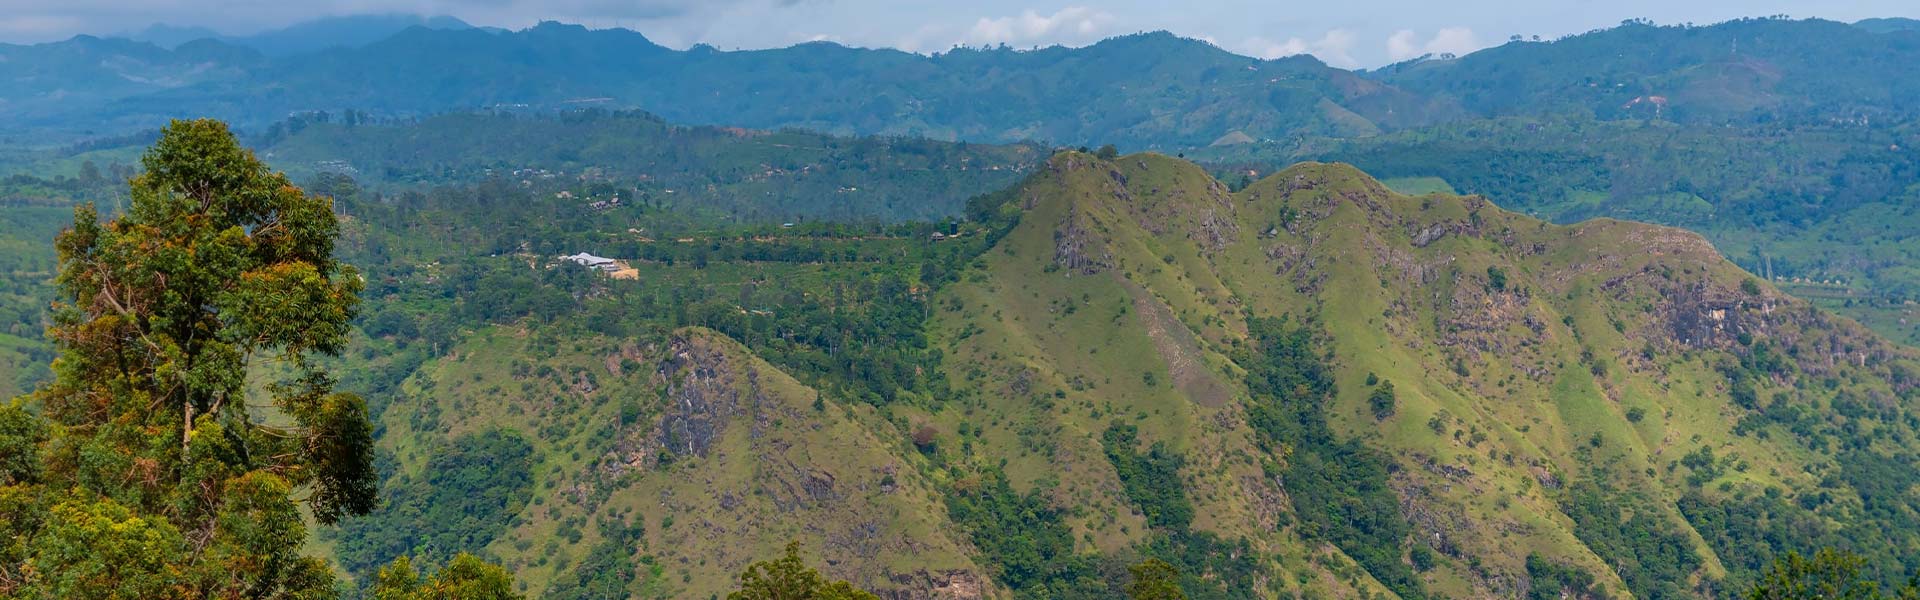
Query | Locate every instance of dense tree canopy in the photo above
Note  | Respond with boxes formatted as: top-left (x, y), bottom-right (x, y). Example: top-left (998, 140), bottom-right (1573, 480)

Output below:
top-left (371, 554), bottom-right (523, 600)
top-left (727, 542), bottom-right (879, 600)
top-left (1747, 549), bottom-right (1920, 600)
top-left (1126, 559), bottom-right (1187, 600)
top-left (0, 119), bottom-right (378, 598)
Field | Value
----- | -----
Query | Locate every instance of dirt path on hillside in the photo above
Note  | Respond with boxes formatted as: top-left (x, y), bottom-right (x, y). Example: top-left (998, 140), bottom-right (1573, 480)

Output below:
top-left (1124, 280), bottom-right (1232, 408)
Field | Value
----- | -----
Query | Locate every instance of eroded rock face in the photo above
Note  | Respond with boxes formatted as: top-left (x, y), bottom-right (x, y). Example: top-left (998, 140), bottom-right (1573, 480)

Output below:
top-left (884, 569), bottom-right (987, 600)
top-left (657, 335), bottom-right (743, 458)
top-left (1054, 204), bottom-right (1113, 275)
top-left (1409, 218), bottom-right (1481, 248)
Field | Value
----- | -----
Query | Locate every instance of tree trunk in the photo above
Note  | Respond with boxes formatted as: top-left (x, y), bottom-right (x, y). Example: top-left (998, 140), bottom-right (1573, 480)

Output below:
top-left (183, 401), bottom-right (194, 459)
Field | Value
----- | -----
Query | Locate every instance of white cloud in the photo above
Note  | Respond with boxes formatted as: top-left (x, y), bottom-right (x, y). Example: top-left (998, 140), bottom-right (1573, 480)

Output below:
top-left (891, 23), bottom-right (952, 53)
top-left (1425, 26), bottom-right (1481, 56)
top-left (1387, 29), bottom-right (1420, 60)
top-left (1239, 28), bottom-right (1357, 68)
top-left (961, 6), bottom-right (1114, 47)
top-left (1386, 26), bottom-right (1483, 61)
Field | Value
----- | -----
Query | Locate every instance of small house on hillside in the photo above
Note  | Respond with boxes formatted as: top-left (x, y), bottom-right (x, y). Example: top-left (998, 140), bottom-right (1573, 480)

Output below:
top-left (561, 252), bottom-right (620, 272)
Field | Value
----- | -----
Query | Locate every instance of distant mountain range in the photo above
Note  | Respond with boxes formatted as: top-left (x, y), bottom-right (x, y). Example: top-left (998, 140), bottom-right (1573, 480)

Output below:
top-left (1854, 17), bottom-right (1920, 34)
top-left (5, 15), bottom-right (1914, 147)
top-left (117, 14), bottom-right (478, 55)
top-left (1372, 17), bottom-right (1920, 124)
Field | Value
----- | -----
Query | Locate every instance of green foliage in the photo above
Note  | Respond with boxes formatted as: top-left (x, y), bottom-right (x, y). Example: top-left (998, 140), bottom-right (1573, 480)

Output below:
top-left (0, 119), bottom-right (372, 598)
top-left (1745, 549), bottom-right (1920, 600)
top-left (944, 470), bottom-right (1106, 597)
top-left (1240, 316), bottom-right (1423, 599)
top-left (1367, 380), bottom-right (1397, 421)
top-left (1126, 558), bottom-right (1186, 600)
top-left (327, 429), bottom-right (535, 578)
top-left (1680, 489), bottom-right (1910, 594)
top-left (0, 400), bottom-right (46, 485)
top-left (1102, 422), bottom-right (1195, 531)
top-left (727, 541), bottom-right (880, 600)
top-left (372, 553), bottom-right (524, 600)
top-left (1560, 482), bottom-right (1702, 598)
top-left (546, 518), bottom-right (649, 600)
top-left (944, 463), bottom-right (1250, 600)
top-left (1525, 554), bottom-right (1600, 600)
top-left (1672, 449), bottom-right (1920, 592)
top-left (1139, 532), bottom-right (1260, 600)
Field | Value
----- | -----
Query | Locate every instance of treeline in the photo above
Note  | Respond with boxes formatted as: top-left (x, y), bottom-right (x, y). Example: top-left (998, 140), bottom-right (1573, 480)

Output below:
top-left (326, 429), bottom-right (537, 578)
top-left (257, 109), bottom-right (1039, 223)
top-left (1238, 316), bottom-right (1426, 598)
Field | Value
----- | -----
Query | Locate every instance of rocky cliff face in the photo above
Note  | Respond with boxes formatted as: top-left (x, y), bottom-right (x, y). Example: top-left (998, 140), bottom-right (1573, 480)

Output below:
top-left (628, 332), bottom-right (991, 599)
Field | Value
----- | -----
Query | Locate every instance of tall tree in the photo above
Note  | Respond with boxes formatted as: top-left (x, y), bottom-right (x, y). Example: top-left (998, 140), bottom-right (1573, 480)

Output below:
top-left (728, 542), bottom-right (879, 600)
top-left (1, 119), bottom-right (378, 598)
top-left (370, 554), bottom-right (523, 600)
top-left (1125, 558), bottom-right (1187, 600)
top-left (1747, 549), bottom-right (1920, 600)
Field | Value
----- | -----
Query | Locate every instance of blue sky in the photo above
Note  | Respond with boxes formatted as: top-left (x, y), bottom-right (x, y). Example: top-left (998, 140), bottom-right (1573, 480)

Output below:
top-left (3, 0), bottom-right (1916, 67)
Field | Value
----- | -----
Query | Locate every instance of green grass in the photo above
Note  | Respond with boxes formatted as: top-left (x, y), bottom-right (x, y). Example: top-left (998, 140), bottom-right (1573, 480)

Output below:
top-left (1379, 176), bottom-right (1456, 196)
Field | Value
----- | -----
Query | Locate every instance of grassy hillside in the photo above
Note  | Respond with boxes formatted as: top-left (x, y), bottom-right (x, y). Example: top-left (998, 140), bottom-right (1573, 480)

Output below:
top-left (914, 152), bottom-right (1920, 597)
top-left (328, 325), bottom-right (986, 598)
top-left (1197, 117), bottom-right (1920, 345)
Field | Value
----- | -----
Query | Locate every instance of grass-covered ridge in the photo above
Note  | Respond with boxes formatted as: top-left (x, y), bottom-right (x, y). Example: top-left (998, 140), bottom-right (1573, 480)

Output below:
top-left (919, 150), bottom-right (1920, 597)
top-left (1197, 116), bottom-right (1920, 345)
top-left (13, 139), bottom-right (1917, 598)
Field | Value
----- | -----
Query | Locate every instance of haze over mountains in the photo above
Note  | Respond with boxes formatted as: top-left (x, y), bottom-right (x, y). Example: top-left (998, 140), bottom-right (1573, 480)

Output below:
top-left (3, 8), bottom-right (1920, 600)
top-left (3, 15), bottom-right (1916, 146)
top-left (119, 14), bottom-right (481, 56)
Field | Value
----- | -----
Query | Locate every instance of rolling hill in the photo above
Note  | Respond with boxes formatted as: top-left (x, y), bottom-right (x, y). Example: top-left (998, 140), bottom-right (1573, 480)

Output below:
top-left (1194, 116), bottom-right (1920, 345)
top-left (289, 151), bottom-right (1920, 598)
top-left (1372, 17), bottom-right (1920, 125)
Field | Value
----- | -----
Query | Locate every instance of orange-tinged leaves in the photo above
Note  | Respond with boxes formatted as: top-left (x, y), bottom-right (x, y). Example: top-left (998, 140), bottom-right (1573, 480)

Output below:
top-left (21, 119), bottom-right (374, 599)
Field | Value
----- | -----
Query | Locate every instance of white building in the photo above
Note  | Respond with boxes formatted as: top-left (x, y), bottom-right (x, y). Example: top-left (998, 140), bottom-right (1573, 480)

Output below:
top-left (561, 252), bottom-right (620, 272)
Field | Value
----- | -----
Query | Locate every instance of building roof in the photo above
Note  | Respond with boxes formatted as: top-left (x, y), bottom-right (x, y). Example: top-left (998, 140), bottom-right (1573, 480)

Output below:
top-left (561, 252), bottom-right (617, 266)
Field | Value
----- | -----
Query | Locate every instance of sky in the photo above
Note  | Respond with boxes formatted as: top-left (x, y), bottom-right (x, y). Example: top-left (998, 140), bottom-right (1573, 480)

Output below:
top-left (2, 0), bottom-right (1916, 68)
